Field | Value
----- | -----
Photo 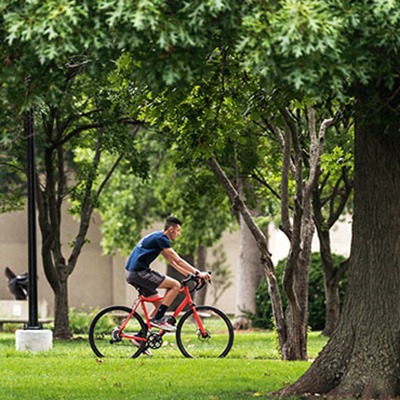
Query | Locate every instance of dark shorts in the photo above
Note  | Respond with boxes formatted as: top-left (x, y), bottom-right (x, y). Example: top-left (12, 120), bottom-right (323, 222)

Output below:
top-left (126, 269), bottom-right (166, 297)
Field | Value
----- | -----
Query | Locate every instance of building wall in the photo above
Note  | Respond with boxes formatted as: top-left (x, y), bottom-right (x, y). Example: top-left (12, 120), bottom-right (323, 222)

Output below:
top-left (0, 209), bottom-right (125, 315)
top-left (0, 209), bottom-right (352, 316)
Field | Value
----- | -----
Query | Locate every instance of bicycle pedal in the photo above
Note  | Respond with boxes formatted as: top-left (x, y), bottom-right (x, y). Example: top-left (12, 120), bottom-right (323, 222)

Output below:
top-left (167, 316), bottom-right (177, 326)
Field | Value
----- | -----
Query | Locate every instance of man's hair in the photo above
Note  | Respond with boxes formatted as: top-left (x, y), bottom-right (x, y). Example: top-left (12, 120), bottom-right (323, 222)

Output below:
top-left (164, 216), bottom-right (182, 230)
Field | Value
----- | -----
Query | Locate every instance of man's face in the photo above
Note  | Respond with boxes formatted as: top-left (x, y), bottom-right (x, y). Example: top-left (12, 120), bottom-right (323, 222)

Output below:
top-left (168, 224), bottom-right (181, 241)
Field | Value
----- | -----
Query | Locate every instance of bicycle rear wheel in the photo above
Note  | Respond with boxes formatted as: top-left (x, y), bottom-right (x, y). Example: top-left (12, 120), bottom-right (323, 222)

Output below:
top-left (176, 305), bottom-right (234, 358)
top-left (89, 305), bottom-right (148, 359)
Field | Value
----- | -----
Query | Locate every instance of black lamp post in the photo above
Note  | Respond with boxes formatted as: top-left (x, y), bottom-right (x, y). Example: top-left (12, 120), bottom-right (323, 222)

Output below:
top-left (26, 109), bottom-right (40, 329)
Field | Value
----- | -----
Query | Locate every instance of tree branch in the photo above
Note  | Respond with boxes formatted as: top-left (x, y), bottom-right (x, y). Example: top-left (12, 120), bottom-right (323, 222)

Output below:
top-left (96, 153), bottom-right (124, 198)
top-left (280, 107), bottom-right (301, 155)
top-left (52, 123), bottom-right (103, 149)
top-left (251, 168), bottom-right (286, 205)
top-left (67, 142), bottom-right (101, 272)
top-left (0, 161), bottom-right (25, 174)
top-left (318, 171), bottom-right (331, 198)
top-left (35, 169), bottom-right (60, 292)
top-left (208, 155), bottom-right (272, 259)
top-left (279, 120), bottom-right (293, 239)
top-left (328, 167), bottom-right (353, 227)
top-left (266, 119), bottom-right (284, 150)
top-left (305, 107), bottom-right (334, 197)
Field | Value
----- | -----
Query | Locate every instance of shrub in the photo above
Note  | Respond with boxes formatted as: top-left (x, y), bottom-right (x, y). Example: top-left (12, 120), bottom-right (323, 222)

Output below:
top-left (1, 323), bottom-right (21, 333)
top-left (251, 253), bottom-right (348, 330)
top-left (68, 306), bottom-right (100, 335)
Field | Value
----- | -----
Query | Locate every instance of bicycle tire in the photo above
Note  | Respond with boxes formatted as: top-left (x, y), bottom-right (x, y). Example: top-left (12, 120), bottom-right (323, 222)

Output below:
top-left (176, 305), bottom-right (234, 358)
top-left (89, 305), bottom-right (148, 359)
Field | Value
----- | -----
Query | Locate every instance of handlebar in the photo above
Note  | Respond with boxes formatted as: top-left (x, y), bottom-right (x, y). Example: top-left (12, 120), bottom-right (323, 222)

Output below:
top-left (182, 271), bottom-right (212, 293)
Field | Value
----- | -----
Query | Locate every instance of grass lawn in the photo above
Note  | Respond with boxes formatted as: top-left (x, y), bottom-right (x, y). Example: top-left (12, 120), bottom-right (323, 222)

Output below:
top-left (0, 330), bottom-right (327, 399)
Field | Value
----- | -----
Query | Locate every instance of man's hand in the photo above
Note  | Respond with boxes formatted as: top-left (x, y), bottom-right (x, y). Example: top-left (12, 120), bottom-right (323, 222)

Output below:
top-left (197, 271), bottom-right (212, 283)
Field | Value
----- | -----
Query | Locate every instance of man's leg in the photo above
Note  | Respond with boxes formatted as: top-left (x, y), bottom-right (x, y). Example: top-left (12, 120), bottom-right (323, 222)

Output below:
top-left (151, 276), bottom-right (180, 323)
top-left (158, 276), bottom-right (181, 307)
top-left (147, 294), bottom-right (163, 319)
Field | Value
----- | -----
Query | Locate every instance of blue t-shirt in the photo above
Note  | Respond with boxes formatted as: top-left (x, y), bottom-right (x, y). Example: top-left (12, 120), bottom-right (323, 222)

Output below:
top-left (125, 231), bottom-right (172, 272)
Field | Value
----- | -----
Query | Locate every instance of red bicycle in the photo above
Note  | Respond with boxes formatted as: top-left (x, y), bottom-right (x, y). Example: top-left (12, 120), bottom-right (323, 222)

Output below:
top-left (89, 274), bottom-right (234, 359)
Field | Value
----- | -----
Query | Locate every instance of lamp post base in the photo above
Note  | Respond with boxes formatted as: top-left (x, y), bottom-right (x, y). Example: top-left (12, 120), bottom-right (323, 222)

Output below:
top-left (16, 329), bottom-right (53, 352)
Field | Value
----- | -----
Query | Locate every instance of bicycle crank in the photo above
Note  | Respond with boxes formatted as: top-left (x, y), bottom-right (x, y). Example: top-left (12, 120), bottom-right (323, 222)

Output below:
top-left (147, 333), bottom-right (163, 349)
top-left (110, 327), bottom-right (123, 344)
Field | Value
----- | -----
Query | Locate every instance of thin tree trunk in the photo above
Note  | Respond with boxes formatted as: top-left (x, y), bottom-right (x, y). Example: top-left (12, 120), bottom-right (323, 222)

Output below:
top-left (208, 156), bottom-right (288, 353)
top-left (193, 244), bottom-right (207, 305)
top-left (313, 167), bottom-right (352, 337)
top-left (322, 271), bottom-right (341, 337)
top-left (277, 104), bottom-right (400, 398)
top-left (318, 228), bottom-right (349, 336)
top-left (233, 213), bottom-right (264, 330)
top-left (320, 233), bottom-right (340, 337)
top-left (282, 198), bottom-right (314, 360)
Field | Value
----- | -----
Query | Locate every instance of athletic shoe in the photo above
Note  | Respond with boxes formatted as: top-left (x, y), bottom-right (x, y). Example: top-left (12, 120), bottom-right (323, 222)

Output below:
top-left (130, 338), bottom-right (153, 356)
top-left (150, 317), bottom-right (177, 332)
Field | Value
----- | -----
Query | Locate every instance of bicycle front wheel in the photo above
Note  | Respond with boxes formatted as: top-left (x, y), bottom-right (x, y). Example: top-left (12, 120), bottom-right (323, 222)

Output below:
top-left (176, 305), bottom-right (234, 358)
top-left (89, 305), bottom-right (148, 359)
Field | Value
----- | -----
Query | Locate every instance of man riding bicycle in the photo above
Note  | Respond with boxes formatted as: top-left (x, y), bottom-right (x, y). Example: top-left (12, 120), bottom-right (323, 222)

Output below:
top-left (125, 216), bottom-right (212, 332)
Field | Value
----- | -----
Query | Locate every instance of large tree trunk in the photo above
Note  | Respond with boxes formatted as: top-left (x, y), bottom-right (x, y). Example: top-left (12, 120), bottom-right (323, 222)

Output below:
top-left (277, 108), bottom-right (400, 397)
top-left (233, 213), bottom-right (264, 330)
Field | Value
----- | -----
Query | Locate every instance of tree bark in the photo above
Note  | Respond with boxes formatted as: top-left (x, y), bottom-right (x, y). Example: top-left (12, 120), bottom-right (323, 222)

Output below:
top-left (322, 266), bottom-right (348, 337)
top-left (277, 106), bottom-right (400, 398)
top-left (233, 213), bottom-right (264, 330)
top-left (53, 277), bottom-right (72, 339)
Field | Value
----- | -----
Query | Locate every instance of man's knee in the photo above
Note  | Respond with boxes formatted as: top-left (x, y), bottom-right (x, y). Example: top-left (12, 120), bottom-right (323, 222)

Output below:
top-left (171, 279), bottom-right (180, 292)
top-left (162, 277), bottom-right (180, 292)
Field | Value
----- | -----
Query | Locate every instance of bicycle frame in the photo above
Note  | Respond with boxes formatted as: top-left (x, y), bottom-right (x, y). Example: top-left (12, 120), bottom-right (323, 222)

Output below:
top-left (118, 284), bottom-right (207, 343)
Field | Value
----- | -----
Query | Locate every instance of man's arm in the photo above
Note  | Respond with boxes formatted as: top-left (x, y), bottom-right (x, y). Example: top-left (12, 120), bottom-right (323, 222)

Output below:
top-left (161, 248), bottom-right (211, 281)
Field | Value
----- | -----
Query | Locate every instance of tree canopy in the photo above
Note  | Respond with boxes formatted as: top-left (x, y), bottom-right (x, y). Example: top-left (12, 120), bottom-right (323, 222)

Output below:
top-left (2, 0), bottom-right (400, 396)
